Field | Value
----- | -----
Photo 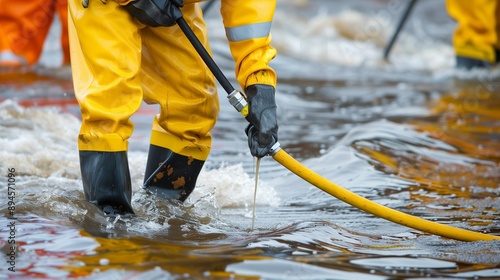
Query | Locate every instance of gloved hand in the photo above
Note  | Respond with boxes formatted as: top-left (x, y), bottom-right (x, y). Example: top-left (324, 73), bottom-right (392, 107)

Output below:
top-left (82, 0), bottom-right (184, 27)
top-left (244, 84), bottom-right (278, 158)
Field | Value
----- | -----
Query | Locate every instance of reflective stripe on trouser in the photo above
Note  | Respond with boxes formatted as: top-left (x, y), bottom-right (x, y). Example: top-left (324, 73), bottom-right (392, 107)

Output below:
top-left (68, 0), bottom-right (219, 160)
top-left (446, 0), bottom-right (500, 63)
top-left (0, 0), bottom-right (69, 65)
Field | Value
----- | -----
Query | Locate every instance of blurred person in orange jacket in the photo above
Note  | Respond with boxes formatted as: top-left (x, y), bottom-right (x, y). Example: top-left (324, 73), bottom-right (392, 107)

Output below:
top-left (446, 0), bottom-right (500, 69)
top-left (0, 0), bottom-right (70, 67)
top-left (69, 0), bottom-right (279, 216)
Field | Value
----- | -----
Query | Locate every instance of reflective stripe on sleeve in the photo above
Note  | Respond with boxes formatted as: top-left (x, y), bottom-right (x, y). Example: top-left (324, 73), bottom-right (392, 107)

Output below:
top-left (225, 21), bottom-right (272, 42)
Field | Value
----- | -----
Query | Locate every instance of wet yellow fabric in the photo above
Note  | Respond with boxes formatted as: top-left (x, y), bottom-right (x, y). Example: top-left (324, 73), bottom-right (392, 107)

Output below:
top-left (69, 0), bottom-right (218, 159)
top-left (446, 0), bottom-right (500, 62)
top-left (69, 0), bottom-right (277, 159)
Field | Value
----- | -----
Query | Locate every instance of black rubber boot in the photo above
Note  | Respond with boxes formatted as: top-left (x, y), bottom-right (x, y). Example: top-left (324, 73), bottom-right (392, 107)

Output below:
top-left (143, 145), bottom-right (204, 202)
top-left (79, 151), bottom-right (135, 216)
top-left (456, 56), bottom-right (492, 70)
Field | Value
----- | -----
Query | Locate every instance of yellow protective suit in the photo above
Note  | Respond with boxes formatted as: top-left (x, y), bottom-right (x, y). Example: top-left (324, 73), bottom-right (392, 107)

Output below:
top-left (69, 0), bottom-right (277, 161)
top-left (446, 0), bottom-right (500, 63)
top-left (0, 0), bottom-right (70, 66)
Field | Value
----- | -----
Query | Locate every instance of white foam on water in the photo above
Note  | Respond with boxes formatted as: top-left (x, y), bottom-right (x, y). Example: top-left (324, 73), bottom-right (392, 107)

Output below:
top-left (351, 257), bottom-right (457, 269)
top-left (0, 99), bottom-right (80, 178)
top-left (191, 163), bottom-right (282, 209)
top-left (271, 8), bottom-right (456, 73)
top-left (205, 3), bottom-right (500, 82)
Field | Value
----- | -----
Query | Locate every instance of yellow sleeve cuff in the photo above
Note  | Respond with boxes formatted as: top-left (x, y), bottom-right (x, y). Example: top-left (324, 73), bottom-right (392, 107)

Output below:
top-left (245, 70), bottom-right (277, 89)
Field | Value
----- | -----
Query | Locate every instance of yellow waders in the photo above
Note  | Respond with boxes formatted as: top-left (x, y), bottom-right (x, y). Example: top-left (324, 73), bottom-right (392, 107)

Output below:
top-left (69, 0), bottom-right (278, 206)
top-left (68, 0), bottom-right (219, 160)
top-left (446, 0), bottom-right (500, 63)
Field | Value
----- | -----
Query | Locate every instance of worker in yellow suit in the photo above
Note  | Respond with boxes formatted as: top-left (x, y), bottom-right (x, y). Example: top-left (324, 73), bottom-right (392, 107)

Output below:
top-left (446, 0), bottom-right (500, 69)
top-left (0, 0), bottom-right (70, 67)
top-left (69, 0), bottom-right (279, 216)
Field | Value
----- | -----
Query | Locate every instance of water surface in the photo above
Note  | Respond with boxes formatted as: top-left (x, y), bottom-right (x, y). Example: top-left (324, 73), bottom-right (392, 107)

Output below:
top-left (1, 0), bottom-right (499, 279)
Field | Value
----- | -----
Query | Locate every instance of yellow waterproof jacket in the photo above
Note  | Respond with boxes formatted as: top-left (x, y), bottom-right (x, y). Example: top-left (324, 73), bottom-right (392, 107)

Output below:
top-left (115, 0), bottom-right (277, 89)
top-left (219, 0), bottom-right (277, 89)
top-left (189, 0), bottom-right (278, 89)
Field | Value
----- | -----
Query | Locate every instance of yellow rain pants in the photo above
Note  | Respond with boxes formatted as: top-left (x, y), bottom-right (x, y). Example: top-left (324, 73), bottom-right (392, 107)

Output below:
top-left (0, 0), bottom-right (70, 66)
top-left (69, 0), bottom-right (277, 160)
top-left (446, 0), bottom-right (500, 63)
top-left (69, 0), bottom-right (219, 160)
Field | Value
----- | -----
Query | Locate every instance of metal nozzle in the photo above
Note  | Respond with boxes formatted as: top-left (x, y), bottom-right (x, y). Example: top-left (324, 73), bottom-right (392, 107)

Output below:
top-left (227, 90), bottom-right (247, 112)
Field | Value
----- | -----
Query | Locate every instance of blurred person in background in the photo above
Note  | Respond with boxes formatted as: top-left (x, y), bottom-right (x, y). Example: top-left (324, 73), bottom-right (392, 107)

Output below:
top-left (69, 0), bottom-right (279, 216)
top-left (446, 0), bottom-right (500, 69)
top-left (0, 0), bottom-right (70, 67)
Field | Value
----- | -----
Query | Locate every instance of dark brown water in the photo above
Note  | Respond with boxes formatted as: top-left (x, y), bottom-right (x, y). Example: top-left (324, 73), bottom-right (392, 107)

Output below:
top-left (1, 0), bottom-right (499, 279)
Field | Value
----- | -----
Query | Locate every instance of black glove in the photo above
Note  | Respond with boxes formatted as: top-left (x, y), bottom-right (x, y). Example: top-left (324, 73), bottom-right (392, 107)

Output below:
top-left (124, 0), bottom-right (184, 27)
top-left (245, 84), bottom-right (278, 158)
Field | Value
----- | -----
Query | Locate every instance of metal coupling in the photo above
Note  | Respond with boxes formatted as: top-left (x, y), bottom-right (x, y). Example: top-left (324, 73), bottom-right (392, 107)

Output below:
top-left (227, 90), bottom-right (248, 114)
top-left (269, 142), bottom-right (281, 156)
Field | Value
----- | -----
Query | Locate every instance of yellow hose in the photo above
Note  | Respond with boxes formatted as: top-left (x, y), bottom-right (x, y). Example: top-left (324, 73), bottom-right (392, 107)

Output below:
top-left (175, 10), bottom-right (499, 242)
top-left (272, 149), bottom-right (500, 242)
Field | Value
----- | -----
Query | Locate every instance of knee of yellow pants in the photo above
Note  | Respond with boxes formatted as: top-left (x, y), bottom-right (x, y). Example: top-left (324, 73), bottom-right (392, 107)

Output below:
top-left (150, 117), bottom-right (212, 161)
top-left (135, 3), bottom-right (218, 161)
top-left (146, 92), bottom-right (218, 161)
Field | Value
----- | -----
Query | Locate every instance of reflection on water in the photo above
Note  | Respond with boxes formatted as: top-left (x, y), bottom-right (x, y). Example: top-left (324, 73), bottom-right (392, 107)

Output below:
top-left (355, 85), bottom-right (500, 234)
top-left (1, 0), bottom-right (500, 278)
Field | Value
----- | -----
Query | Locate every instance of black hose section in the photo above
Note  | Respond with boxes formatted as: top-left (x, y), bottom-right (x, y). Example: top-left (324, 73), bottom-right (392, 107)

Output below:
top-left (176, 17), bottom-right (235, 94)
